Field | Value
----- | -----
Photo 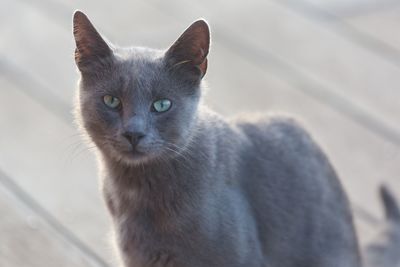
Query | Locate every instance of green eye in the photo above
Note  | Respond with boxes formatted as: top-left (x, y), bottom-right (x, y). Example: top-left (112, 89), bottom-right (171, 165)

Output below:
top-left (153, 99), bottom-right (172, 113)
top-left (103, 95), bottom-right (121, 109)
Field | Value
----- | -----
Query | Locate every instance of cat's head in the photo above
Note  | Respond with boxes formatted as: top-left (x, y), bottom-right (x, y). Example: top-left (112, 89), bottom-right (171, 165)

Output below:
top-left (73, 11), bottom-right (210, 165)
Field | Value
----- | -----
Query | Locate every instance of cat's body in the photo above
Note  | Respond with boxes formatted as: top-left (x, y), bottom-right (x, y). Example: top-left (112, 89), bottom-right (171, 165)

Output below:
top-left (72, 11), bottom-right (398, 267)
top-left (102, 108), bottom-right (360, 267)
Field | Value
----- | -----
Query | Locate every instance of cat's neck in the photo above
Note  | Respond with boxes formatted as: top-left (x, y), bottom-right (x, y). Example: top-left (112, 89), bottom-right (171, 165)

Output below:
top-left (102, 149), bottom-right (203, 191)
top-left (100, 129), bottom-right (210, 221)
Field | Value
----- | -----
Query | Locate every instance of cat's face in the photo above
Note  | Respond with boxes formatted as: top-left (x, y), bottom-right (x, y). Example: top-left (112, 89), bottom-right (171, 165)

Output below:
top-left (73, 11), bottom-right (210, 165)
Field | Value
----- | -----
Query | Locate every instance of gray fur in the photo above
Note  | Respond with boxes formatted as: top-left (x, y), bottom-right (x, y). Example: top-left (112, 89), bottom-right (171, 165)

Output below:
top-left (73, 11), bottom-right (362, 267)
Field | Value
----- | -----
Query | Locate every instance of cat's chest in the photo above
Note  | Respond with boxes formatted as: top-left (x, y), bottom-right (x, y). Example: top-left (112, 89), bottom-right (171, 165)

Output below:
top-left (114, 210), bottom-right (185, 267)
top-left (109, 183), bottom-right (190, 263)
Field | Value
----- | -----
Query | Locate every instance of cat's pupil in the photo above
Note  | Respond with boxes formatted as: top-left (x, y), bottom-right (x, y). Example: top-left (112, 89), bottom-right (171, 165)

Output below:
top-left (153, 99), bottom-right (172, 113)
top-left (103, 95), bottom-right (121, 109)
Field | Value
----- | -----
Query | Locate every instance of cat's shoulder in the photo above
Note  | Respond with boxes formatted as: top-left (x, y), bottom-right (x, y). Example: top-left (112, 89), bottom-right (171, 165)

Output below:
top-left (231, 113), bottom-right (315, 147)
top-left (198, 108), bottom-right (317, 150)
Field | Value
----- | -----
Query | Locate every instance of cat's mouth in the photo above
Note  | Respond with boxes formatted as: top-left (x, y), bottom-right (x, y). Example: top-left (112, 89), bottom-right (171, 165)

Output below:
top-left (107, 140), bottom-right (165, 164)
top-left (117, 145), bottom-right (159, 164)
top-left (123, 149), bottom-right (146, 158)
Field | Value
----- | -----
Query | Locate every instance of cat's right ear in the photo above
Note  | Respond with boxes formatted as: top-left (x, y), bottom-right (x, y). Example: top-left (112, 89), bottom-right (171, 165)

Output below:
top-left (73, 11), bottom-right (112, 73)
top-left (165, 19), bottom-right (210, 81)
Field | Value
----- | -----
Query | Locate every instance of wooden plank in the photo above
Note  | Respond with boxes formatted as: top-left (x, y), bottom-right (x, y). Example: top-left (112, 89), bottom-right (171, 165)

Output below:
top-left (299, 0), bottom-right (399, 17)
top-left (344, 6), bottom-right (400, 51)
top-left (272, 0), bottom-right (400, 76)
top-left (0, 176), bottom-right (100, 267)
top-left (0, 0), bottom-right (185, 103)
top-left (0, 0), bottom-right (76, 103)
top-left (0, 76), bottom-right (113, 265)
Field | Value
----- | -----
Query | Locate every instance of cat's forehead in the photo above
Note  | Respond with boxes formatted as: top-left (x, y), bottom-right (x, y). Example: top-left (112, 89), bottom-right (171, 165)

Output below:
top-left (115, 47), bottom-right (163, 70)
top-left (115, 47), bottom-right (164, 81)
top-left (110, 47), bottom-right (166, 93)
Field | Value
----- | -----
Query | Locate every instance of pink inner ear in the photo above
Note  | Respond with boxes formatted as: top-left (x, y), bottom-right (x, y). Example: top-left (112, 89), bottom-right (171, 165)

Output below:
top-left (166, 20), bottom-right (210, 68)
top-left (73, 11), bottom-right (111, 65)
top-left (199, 58), bottom-right (208, 78)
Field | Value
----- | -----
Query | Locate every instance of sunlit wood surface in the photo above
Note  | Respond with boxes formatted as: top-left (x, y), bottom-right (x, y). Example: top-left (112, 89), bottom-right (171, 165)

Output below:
top-left (1, 0), bottom-right (399, 265)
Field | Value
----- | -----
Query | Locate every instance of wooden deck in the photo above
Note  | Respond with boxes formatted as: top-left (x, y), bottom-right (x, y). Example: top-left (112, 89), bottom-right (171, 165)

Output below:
top-left (1, 0), bottom-right (399, 265)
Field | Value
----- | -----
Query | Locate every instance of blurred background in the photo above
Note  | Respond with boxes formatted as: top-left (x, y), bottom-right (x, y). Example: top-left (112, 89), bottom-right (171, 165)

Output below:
top-left (1, 0), bottom-right (400, 266)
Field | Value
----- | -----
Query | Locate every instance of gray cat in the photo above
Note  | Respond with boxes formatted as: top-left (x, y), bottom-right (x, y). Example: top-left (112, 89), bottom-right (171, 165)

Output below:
top-left (72, 11), bottom-right (396, 267)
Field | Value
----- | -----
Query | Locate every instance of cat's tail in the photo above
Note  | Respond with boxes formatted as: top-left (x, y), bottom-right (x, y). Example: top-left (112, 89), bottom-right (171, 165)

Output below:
top-left (380, 185), bottom-right (400, 223)
top-left (363, 185), bottom-right (400, 267)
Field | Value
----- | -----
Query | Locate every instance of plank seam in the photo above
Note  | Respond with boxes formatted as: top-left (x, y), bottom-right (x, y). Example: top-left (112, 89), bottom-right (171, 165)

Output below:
top-left (0, 169), bottom-right (111, 267)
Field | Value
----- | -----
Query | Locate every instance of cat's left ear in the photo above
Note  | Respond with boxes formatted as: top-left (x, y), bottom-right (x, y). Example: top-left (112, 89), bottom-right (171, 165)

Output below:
top-left (73, 11), bottom-right (112, 73)
top-left (165, 19), bottom-right (210, 79)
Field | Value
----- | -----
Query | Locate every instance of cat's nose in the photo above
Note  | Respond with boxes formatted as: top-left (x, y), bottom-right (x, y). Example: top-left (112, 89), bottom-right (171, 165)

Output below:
top-left (123, 131), bottom-right (145, 147)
